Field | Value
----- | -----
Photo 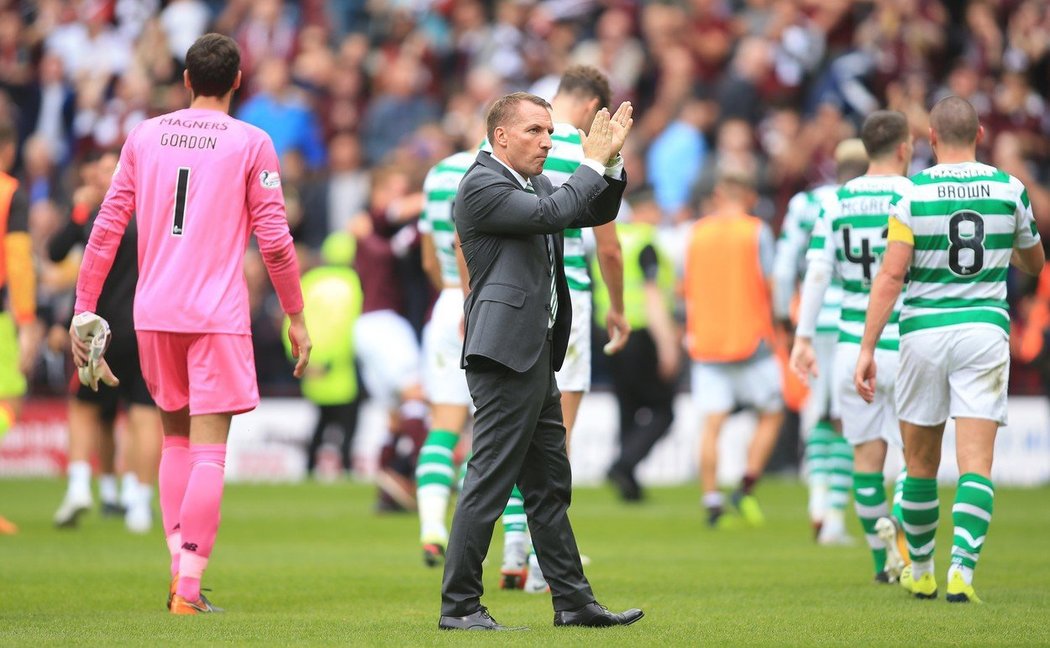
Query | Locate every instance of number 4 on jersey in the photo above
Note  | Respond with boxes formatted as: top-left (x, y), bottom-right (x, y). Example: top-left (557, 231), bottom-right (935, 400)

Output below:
top-left (841, 226), bottom-right (889, 286)
top-left (172, 167), bottom-right (190, 236)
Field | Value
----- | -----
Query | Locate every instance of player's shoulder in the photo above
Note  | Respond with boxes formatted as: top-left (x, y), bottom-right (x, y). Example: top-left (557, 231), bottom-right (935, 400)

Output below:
top-left (227, 117), bottom-right (274, 148)
top-left (428, 151), bottom-right (476, 179)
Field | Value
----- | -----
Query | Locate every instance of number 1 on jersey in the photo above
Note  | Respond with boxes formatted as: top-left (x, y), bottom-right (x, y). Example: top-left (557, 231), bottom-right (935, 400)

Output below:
top-left (172, 167), bottom-right (190, 236)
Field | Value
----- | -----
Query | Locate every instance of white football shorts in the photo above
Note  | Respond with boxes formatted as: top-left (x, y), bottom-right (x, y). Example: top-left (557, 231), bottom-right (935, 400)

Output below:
top-left (801, 331), bottom-right (841, 433)
top-left (691, 352), bottom-right (783, 416)
top-left (354, 309), bottom-right (421, 409)
top-left (896, 325), bottom-right (1009, 426)
top-left (555, 290), bottom-right (592, 393)
top-left (422, 288), bottom-right (471, 406)
top-left (834, 342), bottom-right (902, 448)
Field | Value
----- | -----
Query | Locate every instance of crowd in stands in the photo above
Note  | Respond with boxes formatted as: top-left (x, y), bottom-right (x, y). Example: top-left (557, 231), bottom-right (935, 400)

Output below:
top-left (2, 0), bottom-right (1049, 397)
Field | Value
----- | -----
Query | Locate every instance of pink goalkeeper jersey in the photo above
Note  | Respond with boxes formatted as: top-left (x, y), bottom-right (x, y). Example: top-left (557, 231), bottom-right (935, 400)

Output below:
top-left (75, 107), bottom-right (303, 334)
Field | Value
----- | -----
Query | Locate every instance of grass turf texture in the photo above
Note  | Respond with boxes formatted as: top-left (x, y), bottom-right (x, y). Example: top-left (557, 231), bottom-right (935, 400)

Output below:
top-left (2, 478), bottom-right (1049, 646)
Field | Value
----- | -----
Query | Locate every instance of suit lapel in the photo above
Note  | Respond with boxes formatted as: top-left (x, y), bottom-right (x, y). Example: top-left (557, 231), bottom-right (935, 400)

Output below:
top-left (476, 151), bottom-right (524, 186)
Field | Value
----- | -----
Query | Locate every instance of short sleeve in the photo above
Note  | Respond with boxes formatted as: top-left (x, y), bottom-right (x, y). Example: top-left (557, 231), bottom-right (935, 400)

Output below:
top-left (805, 206), bottom-right (836, 267)
top-left (638, 244), bottom-right (659, 281)
top-left (1014, 182), bottom-right (1041, 250)
top-left (887, 190), bottom-right (913, 244)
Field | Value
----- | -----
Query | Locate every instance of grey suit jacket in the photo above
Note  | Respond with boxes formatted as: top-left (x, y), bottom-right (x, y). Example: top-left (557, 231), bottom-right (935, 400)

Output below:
top-left (455, 151), bottom-right (626, 372)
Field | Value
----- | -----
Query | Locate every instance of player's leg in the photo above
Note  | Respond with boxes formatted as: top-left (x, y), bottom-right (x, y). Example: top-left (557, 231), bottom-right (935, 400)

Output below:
top-left (820, 425), bottom-right (853, 544)
top-left (417, 403), bottom-right (468, 564)
top-left (419, 296), bottom-right (471, 563)
top-left (730, 355), bottom-right (783, 526)
top-left (804, 332), bottom-right (838, 535)
top-left (158, 407), bottom-right (191, 586)
top-left (500, 485), bottom-right (529, 589)
top-left (851, 440), bottom-right (890, 577)
top-left (947, 418), bottom-right (997, 603)
top-left (944, 326), bottom-right (1009, 603)
top-left (0, 399), bottom-right (15, 534)
top-left (98, 415), bottom-right (124, 516)
top-left (173, 412), bottom-right (232, 611)
top-left (305, 404), bottom-right (331, 477)
top-left (55, 398), bottom-right (103, 527)
top-left (899, 420), bottom-right (944, 598)
top-left (124, 403), bottom-right (161, 533)
top-left (693, 362), bottom-right (732, 526)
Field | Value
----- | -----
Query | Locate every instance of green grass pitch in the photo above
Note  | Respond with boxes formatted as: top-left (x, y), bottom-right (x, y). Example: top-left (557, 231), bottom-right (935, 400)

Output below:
top-left (1, 478), bottom-right (1048, 646)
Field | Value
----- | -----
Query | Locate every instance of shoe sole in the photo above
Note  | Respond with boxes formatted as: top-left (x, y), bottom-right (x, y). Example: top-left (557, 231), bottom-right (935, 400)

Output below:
top-left (875, 518), bottom-right (906, 580)
top-left (54, 505), bottom-right (90, 529)
top-left (912, 590), bottom-right (937, 600)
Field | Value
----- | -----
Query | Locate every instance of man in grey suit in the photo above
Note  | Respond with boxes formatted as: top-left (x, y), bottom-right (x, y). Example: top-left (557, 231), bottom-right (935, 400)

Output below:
top-left (438, 92), bottom-right (644, 631)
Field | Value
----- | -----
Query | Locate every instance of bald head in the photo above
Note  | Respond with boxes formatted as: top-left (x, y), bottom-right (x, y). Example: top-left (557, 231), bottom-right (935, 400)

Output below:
top-left (930, 96), bottom-right (979, 147)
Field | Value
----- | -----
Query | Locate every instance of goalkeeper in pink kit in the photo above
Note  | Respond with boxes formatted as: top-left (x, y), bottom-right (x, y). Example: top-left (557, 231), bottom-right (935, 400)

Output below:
top-left (71, 33), bottom-right (311, 615)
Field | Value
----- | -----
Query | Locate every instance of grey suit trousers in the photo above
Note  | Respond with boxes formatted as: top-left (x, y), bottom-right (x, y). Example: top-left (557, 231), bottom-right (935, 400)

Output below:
top-left (440, 335), bottom-right (595, 615)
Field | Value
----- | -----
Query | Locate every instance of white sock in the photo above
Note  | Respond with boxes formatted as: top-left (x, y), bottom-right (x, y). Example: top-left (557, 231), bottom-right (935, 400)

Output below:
top-left (912, 559), bottom-right (934, 579)
top-left (99, 474), bottom-right (119, 505)
top-left (417, 485), bottom-right (450, 543)
top-left (121, 473), bottom-right (140, 508)
top-left (703, 491), bottom-right (724, 509)
top-left (67, 461), bottom-right (92, 500)
top-left (820, 507), bottom-right (846, 539)
top-left (947, 563), bottom-right (973, 585)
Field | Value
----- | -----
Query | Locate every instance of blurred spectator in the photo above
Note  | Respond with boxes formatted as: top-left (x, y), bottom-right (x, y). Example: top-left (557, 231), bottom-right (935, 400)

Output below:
top-left (159, 0), bottom-right (211, 64)
top-left (359, 56), bottom-right (439, 165)
top-left (715, 36), bottom-right (773, 126)
top-left (20, 135), bottom-right (66, 207)
top-left (646, 98), bottom-right (711, 222)
top-left (236, 57), bottom-right (326, 169)
top-left (300, 132), bottom-right (370, 250)
top-left (234, 0), bottom-right (298, 77)
top-left (572, 7), bottom-right (644, 101)
top-left (44, 0), bottom-right (132, 87)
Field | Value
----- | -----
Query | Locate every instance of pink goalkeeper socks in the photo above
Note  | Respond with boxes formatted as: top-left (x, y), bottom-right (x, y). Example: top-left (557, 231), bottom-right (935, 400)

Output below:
top-left (159, 436), bottom-right (191, 578)
top-left (175, 443), bottom-right (227, 602)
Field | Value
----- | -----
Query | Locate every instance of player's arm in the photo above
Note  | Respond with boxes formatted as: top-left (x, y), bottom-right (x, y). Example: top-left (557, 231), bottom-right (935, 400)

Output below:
top-left (790, 211), bottom-right (835, 383)
top-left (420, 232), bottom-right (443, 290)
top-left (1011, 187), bottom-right (1045, 277)
top-left (247, 138), bottom-right (310, 377)
top-left (640, 244), bottom-right (680, 380)
top-left (594, 221), bottom-right (628, 354)
top-left (74, 137), bottom-right (136, 317)
top-left (771, 194), bottom-right (808, 325)
top-left (855, 214), bottom-right (913, 403)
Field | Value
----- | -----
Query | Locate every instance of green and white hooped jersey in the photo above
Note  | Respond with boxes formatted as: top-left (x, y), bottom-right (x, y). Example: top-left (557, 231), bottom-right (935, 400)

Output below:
top-left (420, 151), bottom-right (475, 287)
top-left (891, 162), bottom-right (1041, 337)
top-left (541, 122), bottom-right (590, 292)
top-left (791, 185), bottom-right (843, 334)
top-left (808, 175), bottom-right (913, 350)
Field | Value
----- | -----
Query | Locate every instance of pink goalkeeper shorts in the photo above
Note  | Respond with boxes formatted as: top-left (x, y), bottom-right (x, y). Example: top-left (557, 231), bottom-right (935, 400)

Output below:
top-left (136, 331), bottom-right (259, 415)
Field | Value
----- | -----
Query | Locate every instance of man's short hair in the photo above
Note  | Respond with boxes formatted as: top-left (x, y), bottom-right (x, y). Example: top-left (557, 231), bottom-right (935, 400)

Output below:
top-left (556, 65), bottom-right (611, 112)
top-left (185, 33), bottom-right (241, 98)
top-left (834, 138), bottom-right (869, 183)
top-left (486, 92), bottom-right (551, 144)
top-left (929, 96), bottom-right (979, 147)
top-left (860, 110), bottom-right (909, 159)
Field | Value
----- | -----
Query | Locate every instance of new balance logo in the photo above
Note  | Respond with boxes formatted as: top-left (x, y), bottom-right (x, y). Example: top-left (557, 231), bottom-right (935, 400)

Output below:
top-left (182, 542), bottom-right (199, 552)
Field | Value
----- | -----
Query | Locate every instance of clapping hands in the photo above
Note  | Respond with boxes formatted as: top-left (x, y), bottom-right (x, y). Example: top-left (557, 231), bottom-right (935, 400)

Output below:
top-left (581, 101), bottom-right (633, 165)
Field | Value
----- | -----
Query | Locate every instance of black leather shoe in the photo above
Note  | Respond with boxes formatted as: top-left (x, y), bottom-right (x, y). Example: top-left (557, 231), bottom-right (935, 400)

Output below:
top-left (439, 607), bottom-right (527, 631)
top-left (554, 602), bottom-right (644, 627)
